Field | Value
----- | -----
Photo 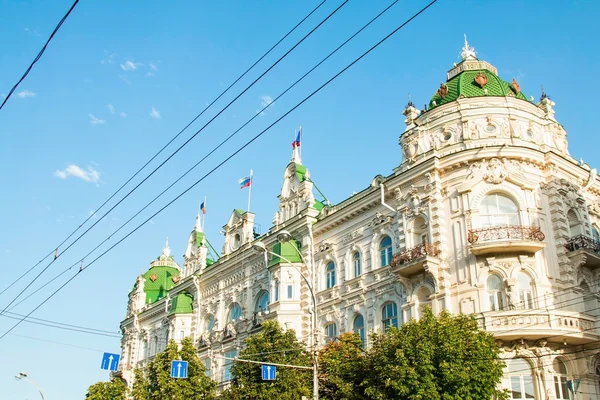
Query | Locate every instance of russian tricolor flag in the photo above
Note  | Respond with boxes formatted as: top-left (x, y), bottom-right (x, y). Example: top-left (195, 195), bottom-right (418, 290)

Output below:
top-left (239, 176), bottom-right (252, 189)
top-left (292, 128), bottom-right (301, 148)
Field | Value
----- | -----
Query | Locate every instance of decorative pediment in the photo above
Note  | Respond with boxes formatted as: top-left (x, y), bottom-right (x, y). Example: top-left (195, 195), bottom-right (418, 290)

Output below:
top-left (318, 242), bottom-right (335, 253)
top-left (368, 212), bottom-right (393, 229)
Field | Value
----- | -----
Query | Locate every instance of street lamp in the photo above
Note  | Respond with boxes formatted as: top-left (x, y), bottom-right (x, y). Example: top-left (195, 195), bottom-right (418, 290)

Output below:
top-left (15, 372), bottom-right (45, 400)
top-left (253, 235), bottom-right (319, 400)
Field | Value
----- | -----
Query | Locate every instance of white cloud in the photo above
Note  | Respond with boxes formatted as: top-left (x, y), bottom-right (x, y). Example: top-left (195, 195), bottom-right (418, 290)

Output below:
top-left (120, 60), bottom-right (142, 71)
top-left (88, 114), bottom-right (105, 125)
top-left (119, 112), bottom-right (127, 118)
top-left (107, 104), bottom-right (115, 114)
top-left (257, 95), bottom-right (273, 115)
top-left (16, 90), bottom-right (36, 98)
top-left (150, 107), bottom-right (161, 120)
top-left (118, 74), bottom-right (131, 85)
top-left (149, 63), bottom-right (158, 71)
top-left (54, 164), bottom-right (101, 184)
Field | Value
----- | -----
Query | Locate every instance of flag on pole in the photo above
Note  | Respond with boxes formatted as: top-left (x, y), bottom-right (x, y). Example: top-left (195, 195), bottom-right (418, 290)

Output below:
top-left (239, 175), bottom-right (252, 189)
top-left (292, 128), bottom-right (301, 148)
top-left (200, 201), bottom-right (206, 214)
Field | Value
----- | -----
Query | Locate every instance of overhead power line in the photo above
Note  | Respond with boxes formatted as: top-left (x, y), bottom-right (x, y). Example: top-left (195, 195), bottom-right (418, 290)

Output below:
top-left (0, 0), bottom-right (439, 342)
top-left (0, 0), bottom-right (80, 111)
top-left (0, 0), bottom-right (343, 314)
top-left (1, 310), bottom-right (119, 336)
top-left (11, 0), bottom-right (402, 314)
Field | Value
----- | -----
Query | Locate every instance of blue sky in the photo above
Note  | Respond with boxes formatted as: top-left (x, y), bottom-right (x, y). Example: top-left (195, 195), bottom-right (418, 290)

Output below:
top-left (1, 0), bottom-right (599, 398)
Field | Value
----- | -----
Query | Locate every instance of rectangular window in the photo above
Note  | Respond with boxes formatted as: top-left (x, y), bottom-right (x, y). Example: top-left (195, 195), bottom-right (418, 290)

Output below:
top-left (510, 376), bottom-right (523, 399)
top-left (204, 358), bottom-right (211, 378)
top-left (287, 285), bottom-right (293, 299)
top-left (274, 284), bottom-right (279, 301)
top-left (224, 350), bottom-right (238, 382)
top-left (179, 330), bottom-right (185, 340)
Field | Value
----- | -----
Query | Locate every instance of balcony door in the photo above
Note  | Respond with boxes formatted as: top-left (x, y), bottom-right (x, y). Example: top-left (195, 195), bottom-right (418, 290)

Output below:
top-left (480, 193), bottom-right (520, 228)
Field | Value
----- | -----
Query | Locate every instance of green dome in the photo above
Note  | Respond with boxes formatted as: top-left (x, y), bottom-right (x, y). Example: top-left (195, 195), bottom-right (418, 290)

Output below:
top-left (169, 292), bottom-right (194, 314)
top-left (428, 68), bottom-right (528, 110)
top-left (142, 243), bottom-right (181, 304)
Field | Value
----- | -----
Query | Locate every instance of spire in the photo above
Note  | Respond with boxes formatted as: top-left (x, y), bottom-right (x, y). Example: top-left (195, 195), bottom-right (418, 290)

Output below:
top-left (195, 212), bottom-right (202, 232)
top-left (460, 34), bottom-right (477, 61)
top-left (291, 128), bottom-right (302, 164)
top-left (291, 144), bottom-right (302, 164)
top-left (162, 237), bottom-right (171, 257)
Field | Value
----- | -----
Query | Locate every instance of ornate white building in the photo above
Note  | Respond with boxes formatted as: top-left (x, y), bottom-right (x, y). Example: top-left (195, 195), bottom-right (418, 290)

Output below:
top-left (119, 38), bottom-right (600, 399)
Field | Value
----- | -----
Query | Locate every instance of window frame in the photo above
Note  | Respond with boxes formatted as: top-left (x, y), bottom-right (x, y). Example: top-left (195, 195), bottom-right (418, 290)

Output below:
top-left (353, 314), bottom-right (365, 346)
top-left (379, 236), bottom-right (393, 267)
top-left (382, 302), bottom-right (399, 330)
top-left (353, 251), bottom-right (362, 278)
top-left (229, 303), bottom-right (242, 322)
top-left (486, 274), bottom-right (505, 312)
top-left (326, 261), bottom-right (336, 289)
top-left (479, 193), bottom-right (520, 228)
top-left (324, 322), bottom-right (337, 343)
top-left (506, 358), bottom-right (535, 399)
top-left (255, 291), bottom-right (269, 313)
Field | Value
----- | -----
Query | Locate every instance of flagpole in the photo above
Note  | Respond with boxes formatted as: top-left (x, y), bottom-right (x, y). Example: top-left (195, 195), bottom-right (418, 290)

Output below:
top-left (299, 126), bottom-right (302, 159)
top-left (202, 196), bottom-right (207, 230)
top-left (248, 169), bottom-right (253, 212)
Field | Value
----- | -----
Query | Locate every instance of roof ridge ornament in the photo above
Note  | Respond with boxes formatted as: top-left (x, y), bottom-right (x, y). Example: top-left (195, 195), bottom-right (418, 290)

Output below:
top-left (460, 34), bottom-right (477, 61)
top-left (162, 237), bottom-right (171, 258)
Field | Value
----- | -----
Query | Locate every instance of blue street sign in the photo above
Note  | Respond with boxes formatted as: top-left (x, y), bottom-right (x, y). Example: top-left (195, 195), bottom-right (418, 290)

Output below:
top-left (100, 352), bottom-right (120, 371)
top-left (171, 360), bottom-right (188, 379)
top-left (261, 364), bottom-right (276, 380)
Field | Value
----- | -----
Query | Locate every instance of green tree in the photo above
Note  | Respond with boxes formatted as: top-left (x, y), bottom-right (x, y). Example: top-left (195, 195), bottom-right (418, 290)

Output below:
top-left (131, 368), bottom-right (149, 400)
top-left (318, 332), bottom-right (368, 400)
top-left (222, 320), bottom-right (312, 400)
top-left (85, 377), bottom-right (127, 399)
top-left (363, 307), bottom-right (508, 400)
top-left (135, 337), bottom-right (216, 400)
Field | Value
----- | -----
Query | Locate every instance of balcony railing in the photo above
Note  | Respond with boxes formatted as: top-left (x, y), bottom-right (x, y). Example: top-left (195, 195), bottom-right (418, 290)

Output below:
top-left (391, 243), bottom-right (440, 266)
top-left (565, 235), bottom-right (600, 253)
top-left (468, 225), bottom-right (545, 244)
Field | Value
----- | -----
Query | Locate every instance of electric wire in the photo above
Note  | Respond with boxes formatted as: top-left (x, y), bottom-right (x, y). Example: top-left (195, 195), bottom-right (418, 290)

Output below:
top-left (8, 0), bottom-right (401, 315)
top-left (0, 0), bottom-right (347, 315)
top-left (0, 0), bottom-right (327, 299)
top-left (0, 0), bottom-right (80, 111)
top-left (7, 332), bottom-right (107, 353)
top-left (1, 310), bottom-right (119, 335)
top-left (1, 313), bottom-right (120, 337)
top-left (0, 0), bottom-right (440, 342)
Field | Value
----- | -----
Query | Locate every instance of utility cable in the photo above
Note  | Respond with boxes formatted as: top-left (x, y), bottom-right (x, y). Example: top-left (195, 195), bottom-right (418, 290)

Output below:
top-left (8, 0), bottom-right (401, 314)
top-left (0, 0), bottom-right (345, 314)
top-left (1, 313), bottom-right (121, 337)
top-left (1, 310), bottom-right (119, 335)
top-left (0, 0), bottom-right (80, 111)
top-left (0, 0), bottom-right (439, 342)
top-left (7, 332), bottom-right (107, 353)
top-left (0, 0), bottom-right (326, 299)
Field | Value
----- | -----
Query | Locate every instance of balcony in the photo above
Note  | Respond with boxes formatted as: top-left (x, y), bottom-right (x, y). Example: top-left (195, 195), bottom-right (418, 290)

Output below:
top-left (467, 226), bottom-right (545, 256)
top-left (565, 235), bottom-right (600, 269)
top-left (390, 243), bottom-right (441, 278)
top-left (477, 309), bottom-right (599, 345)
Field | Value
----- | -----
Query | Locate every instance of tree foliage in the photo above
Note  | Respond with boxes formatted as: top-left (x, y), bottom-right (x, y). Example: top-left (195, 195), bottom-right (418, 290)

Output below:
top-left (85, 377), bottom-right (127, 399)
top-left (131, 337), bottom-right (216, 400)
top-left (365, 308), bottom-right (507, 400)
top-left (318, 308), bottom-right (507, 400)
top-left (222, 320), bottom-right (312, 400)
top-left (318, 332), bottom-right (367, 400)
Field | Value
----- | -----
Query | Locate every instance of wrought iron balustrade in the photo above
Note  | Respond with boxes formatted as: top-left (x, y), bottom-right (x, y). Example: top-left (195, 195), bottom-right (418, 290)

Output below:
top-left (565, 234), bottom-right (600, 253)
top-left (390, 243), bottom-right (440, 267)
top-left (467, 226), bottom-right (545, 244)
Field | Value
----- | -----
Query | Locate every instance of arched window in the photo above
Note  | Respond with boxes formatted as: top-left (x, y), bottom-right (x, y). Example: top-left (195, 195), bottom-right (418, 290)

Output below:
top-left (205, 314), bottom-right (215, 332)
top-left (554, 359), bottom-right (569, 400)
top-left (411, 216), bottom-right (429, 248)
top-left (382, 302), bottom-right (399, 330)
top-left (507, 358), bottom-right (535, 399)
top-left (324, 323), bottom-right (337, 343)
top-left (229, 303), bottom-right (242, 322)
top-left (593, 226), bottom-right (600, 243)
top-left (487, 275), bottom-right (504, 311)
top-left (567, 210), bottom-right (583, 237)
top-left (273, 279), bottom-right (279, 301)
top-left (416, 286), bottom-right (432, 318)
top-left (255, 291), bottom-right (269, 313)
top-left (353, 252), bottom-right (362, 278)
top-left (379, 236), bottom-right (393, 266)
top-left (480, 193), bottom-right (520, 227)
top-left (516, 274), bottom-right (534, 310)
top-left (353, 314), bottom-right (365, 346)
top-left (326, 262), bottom-right (336, 289)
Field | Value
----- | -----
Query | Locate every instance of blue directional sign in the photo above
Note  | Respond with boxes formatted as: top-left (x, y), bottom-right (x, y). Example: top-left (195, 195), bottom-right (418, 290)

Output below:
top-left (171, 360), bottom-right (188, 379)
top-left (261, 364), bottom-right (276, 381)
top-left (100, 352), bottom-right (120, 371)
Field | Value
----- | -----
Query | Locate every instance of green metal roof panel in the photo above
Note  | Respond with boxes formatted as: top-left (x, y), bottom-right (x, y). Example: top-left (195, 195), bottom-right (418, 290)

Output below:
top-left (195, 231), bottom-right (205, 248)
top-left (169, 292), bottom-right (194, 314)
top-left (269, 240), bottom-right (303, 267)
top-left (294, 163), bottom-right (307, 182)
top-left (143, 266), bottom-right (180, 304)
top-left (428, 69), bottom-right (528, 110)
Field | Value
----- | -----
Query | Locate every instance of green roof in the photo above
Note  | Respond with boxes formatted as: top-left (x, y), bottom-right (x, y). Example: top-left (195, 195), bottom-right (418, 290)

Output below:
top-left (294, 163), bottom-right (307, 182)
top-left (169, 292), bottom-right (194, 314)
top-left (313, 199), bottom-right (325, 214)
top-left (428, 67), bottom-right (528, 110)
top-left (234, 209), bottom-right (245, 216)
top-left (143, 265), bottom-right (180, 304)
top-left (206, 258), bottom-right (216, 267)
top-left (269, 240), bottom-right (303, 267)
top-left (195, 231), bottom-right (205, 248)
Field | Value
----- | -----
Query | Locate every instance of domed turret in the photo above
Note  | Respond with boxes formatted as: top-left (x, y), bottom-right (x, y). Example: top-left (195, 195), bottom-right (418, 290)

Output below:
top-left (428, 35), bottom-right (528, 110)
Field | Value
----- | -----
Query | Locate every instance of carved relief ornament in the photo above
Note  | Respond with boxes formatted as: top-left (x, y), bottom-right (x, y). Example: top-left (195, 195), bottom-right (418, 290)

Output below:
top-left (483, 158), bottom-right (508, 184)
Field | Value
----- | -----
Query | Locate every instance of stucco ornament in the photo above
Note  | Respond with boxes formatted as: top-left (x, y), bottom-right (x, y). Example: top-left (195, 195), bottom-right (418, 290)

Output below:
top-left (483, 158), bottom-right (508, 184)
top-left (402, 138), bottom-right (419, 163)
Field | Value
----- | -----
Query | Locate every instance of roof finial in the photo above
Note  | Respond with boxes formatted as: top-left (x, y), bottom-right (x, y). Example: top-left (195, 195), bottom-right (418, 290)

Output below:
top-left (460, 34), bottom-right (477, 61)
top-left (540, 85), bottom-right (547, 100)
top-left (407, 93), bottom-right (413, 107)
top-left (162, 237), bottom-right (171, 257)
top-left (291, 127), bottom-right (302, 164)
